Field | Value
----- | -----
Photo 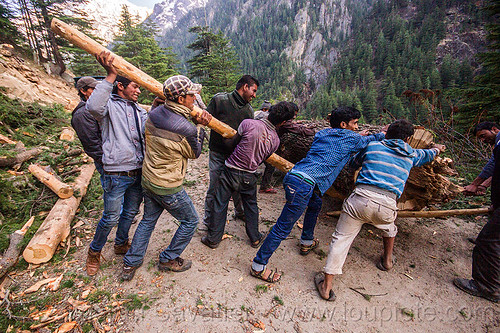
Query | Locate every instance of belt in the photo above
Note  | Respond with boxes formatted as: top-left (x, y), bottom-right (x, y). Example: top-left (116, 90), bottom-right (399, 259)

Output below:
top-left (104, 169), bottom-right (141, 177)
top-left (289, 172), bottom-right (315, 186)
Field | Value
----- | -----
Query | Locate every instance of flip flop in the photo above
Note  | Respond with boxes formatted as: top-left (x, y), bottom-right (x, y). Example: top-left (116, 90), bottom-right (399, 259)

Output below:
top-left (376, 256), bottom-right (396, 271)
top-left (314, 272), bottom-right (336, 301)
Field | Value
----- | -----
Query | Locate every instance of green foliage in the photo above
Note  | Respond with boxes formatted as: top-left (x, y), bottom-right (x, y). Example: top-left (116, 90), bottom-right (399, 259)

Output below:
top-left (0, 2), bottom-right (23, 46)
top-left (187, 26), bottom-right (241, 100)
top-left (113, 5), bottom-right (179, 103)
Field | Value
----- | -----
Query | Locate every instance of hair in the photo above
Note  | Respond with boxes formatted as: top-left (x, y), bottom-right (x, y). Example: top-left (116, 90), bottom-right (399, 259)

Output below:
top-left (386, 119), bottom-right (415, 140)
top-left (473, 121), bottom-right (500, 136)
top-left (235, 75), bottom-right (259, 90)
top-left (78, 88), bottom-right (89, 100)
top-left (112, 75), bottom-right (132, 94)
top-left (267, 101), bottom-right (296, 126)
top-left (285, 101), bottom-right (299, 115)
top-left (329, 106), bottom-right (361, 128)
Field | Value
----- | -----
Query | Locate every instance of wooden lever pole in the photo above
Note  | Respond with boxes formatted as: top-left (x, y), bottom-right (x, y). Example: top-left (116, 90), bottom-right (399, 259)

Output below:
top-left (51, 18), bottom-right (294, 172)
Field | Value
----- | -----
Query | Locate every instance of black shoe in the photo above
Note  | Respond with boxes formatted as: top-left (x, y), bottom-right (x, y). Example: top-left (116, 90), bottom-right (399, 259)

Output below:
top-left (201, 235), bottom-right (220, 249)
top-left (158, 257), bottom-right (192, 272)
top-left (234, 213), bottom-right (246, 222)
top-left (453, 278), bottom-right (499, 303)
top-left (467, 237), bottom-right (476, 245)
top-left (121, 265), bottom-right (138, 281)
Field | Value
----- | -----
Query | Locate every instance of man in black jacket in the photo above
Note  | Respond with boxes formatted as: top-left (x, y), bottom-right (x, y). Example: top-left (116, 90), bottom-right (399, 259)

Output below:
top-left (71, 76), bottom-right (103, 174)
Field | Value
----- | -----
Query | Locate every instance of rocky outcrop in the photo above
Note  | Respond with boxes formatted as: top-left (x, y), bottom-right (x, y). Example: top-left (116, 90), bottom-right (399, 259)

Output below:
top-left (147, 0), bottom-right (208, 35)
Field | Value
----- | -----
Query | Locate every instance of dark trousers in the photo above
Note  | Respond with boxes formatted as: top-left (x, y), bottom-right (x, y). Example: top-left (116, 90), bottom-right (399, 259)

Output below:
top-left (207, 166), bottom-right (260, 243)
top-left (472, 209), bottom-right (500, 295)
top-left (260, 162), bottom-right (275, 190)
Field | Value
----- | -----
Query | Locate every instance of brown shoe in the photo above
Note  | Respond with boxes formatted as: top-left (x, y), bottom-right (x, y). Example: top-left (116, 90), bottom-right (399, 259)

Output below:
top-left (158, 257), bottom-right (192, 272)
top-left (114, 241), bottom-right (131, 255)
top-left (86, 249), bottom-right (101, 276)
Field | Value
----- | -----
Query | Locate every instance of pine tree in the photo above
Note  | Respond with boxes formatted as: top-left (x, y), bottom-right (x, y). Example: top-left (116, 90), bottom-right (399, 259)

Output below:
top-left (0, 2), bottom-right (23, 46)
top-left (187, 26), bottom-right (241, 100)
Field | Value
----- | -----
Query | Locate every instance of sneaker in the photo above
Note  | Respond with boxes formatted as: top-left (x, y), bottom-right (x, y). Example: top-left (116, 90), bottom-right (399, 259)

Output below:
top-left (201, 235), bottom-right (220, 249)
top-left (299, 238), bottom-right (319, 256)
top-left (114, 241), bottom-right (131, 255)
top-left (158, 257), bottom-right (192, 272)
top-left (121, 265), bottom-right (138, 281)
top-left (86, 249), bottom-right (101, 276)
top-left (453, 278), bottom-right (500, 303)
top-left (259, 187), bottom-right (277, 194)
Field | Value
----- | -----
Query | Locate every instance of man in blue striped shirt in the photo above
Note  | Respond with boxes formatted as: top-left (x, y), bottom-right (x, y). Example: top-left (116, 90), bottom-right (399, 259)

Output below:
top-left (315, 119), bottom-right (445, 301)
top-left (250, 106), bottom-right (385, 283)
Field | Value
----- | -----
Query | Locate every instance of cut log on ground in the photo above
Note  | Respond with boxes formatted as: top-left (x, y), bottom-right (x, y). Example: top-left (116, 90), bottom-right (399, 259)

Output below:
top-left (23, 164), bottom-right (95, 264)
top-left (326, 207), bottom-right (490, 218)
top-left (59, 128), bottom-right (75, 141)
top-left (28, 164), bottom-right (74, 199)
top-left (0, 148), bottom-right (41, 168)
top-left (0, 133), bottom-right (16, 145)
top-left (0, 217), bottom-right (35, 279)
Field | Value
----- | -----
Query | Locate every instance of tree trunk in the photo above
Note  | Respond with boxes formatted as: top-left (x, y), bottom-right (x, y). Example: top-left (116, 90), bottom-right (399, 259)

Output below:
top-left (0, 217), bottom-right (35, 278)
top-left (39, 2), bottom-right (65, 74)
top-left (28, 164), bottom-right (74, 199)
top-left (59, 128), bottom-right (75, 141)
top-left (23, 164), bottom-right (95, 264)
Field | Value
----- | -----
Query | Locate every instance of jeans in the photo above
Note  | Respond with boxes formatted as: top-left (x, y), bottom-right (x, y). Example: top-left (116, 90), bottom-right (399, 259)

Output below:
top-left (203, 150), bottom-right (244, 225)
top-left (206, 166), bottom-right (261, 243)
top-left (124, 188), bottom-right (199, 267)
top-left (89, 172), bottom-right (143, 252)
top-left (253, 172), bottom-right (322, 269)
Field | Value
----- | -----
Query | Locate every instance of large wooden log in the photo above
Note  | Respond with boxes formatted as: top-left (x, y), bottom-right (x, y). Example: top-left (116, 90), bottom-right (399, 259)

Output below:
top-left (28, 164), bottom-right (74, 199)
top-left (0, 217), bottom-right (34, 278)
top-left (50, 18), bottom-right (299, 180)
top-left (23, 164), bottom-right (95, 264)
top-left (326, 207), bottom-right (490, 218)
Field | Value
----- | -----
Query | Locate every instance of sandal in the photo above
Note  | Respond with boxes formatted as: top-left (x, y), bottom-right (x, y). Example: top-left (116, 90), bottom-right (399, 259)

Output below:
top-left (299, 238), bottom-right (319, 256)
top-left (250, 267), bottom-right (281, 283)
top-left (251, 231), bottom-right (268, 248)
top-left (314, 272), bottom-right (336, 301)
top-left (376, 256), bottom-right (396, 271)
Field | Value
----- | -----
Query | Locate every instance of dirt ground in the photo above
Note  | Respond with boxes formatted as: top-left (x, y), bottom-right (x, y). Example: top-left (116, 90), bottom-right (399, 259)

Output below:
top-left (72, 152), bottom-right (499, 333)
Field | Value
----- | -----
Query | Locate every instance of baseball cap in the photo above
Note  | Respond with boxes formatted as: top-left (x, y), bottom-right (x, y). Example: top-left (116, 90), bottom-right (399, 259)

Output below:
top-left (76, 76), bottom-right (99, 90)
top-left (261, 100), bottom-right (271, 110)
top-left (163, 75), bottom-right (202, 101)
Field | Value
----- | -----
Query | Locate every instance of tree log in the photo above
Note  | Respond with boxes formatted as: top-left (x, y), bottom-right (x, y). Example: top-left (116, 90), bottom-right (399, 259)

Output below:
top-left (0, 148), bottom-right (41, 168)
top-left (0, 217), bottom-right (35, 278)
top-left (23, 164), bottom-right (95, 264)
top-left (50, 18), bottom-right (303, 187)
top-left (327, 207), bottom-right (490, 218)
top-left (0, 133), bottom-right (16, 145)
top-left (28, 164), bottom-right (74, 199)
top-left (59, 128), bottom-right (75, 141)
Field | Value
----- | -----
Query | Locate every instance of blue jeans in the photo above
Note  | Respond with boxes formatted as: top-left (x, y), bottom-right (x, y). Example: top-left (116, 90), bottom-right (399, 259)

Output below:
top-left (90, 173), bottom-right (143, 252)
top-left (124, 188), bottom-right (199, 267)
top-left (203, 151), bottom-right (244, 225)
top-left (253, 172), bottom-right (323, 269)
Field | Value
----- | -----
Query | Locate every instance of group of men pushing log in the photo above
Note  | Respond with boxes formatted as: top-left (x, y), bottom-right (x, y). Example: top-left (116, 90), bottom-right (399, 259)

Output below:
top-left (71, 51), bottom-right (499, 303)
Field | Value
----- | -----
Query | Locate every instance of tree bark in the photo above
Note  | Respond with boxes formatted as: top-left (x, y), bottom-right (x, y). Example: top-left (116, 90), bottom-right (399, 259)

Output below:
top-left (59, 128), bottom-right (75, 141)
top-left (28, 164), bottom-right (74, 199)
top-left (0, 148), bottom-right (41, 168)
top-left (23, 164), bottom-right (95, 264)
top-left (0, 217), bottom-right (35, 278)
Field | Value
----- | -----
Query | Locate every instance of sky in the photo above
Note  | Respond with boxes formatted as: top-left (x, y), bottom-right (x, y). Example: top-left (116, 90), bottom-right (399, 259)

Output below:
top-left (128, 0), bottom-right (160, 10)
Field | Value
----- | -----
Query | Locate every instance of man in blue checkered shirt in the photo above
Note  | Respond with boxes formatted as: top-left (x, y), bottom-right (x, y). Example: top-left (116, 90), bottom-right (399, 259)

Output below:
top-left (250, 106), bottom-right (386, 283)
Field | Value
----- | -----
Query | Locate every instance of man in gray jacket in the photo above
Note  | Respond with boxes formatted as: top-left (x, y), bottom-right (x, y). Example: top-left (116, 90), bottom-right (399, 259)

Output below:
top-left (85, 51), bottom-right (147, 276)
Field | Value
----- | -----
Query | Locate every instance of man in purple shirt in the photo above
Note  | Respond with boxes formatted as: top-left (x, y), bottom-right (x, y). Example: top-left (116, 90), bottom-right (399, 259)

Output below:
top-left (201, 102), bottom-right (295, 249)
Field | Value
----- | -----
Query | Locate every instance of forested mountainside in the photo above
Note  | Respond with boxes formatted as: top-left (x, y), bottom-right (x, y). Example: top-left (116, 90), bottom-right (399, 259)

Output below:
top-left (154, 0), bottom-right (488, 122)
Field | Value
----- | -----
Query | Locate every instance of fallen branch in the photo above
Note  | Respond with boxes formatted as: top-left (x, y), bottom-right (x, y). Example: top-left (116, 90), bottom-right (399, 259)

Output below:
top-left (28, 164), bottom-right (74, 199)
top-left (0, 148), bottom-right (41, 168)
top-left (30, 312), bottom-right (68, 330)
top-left (83, 306), bottom-right (123, 322)
top-left (326, 207), bottom-right (490, 218)
top-left (23, 164), bottom-right (95, 264)
top-left (0, 217), bottom-right (35, 279)
top-left (0, 133), bottom-right (16, 145)
top-left (349, 287), bottom-right (388, 301)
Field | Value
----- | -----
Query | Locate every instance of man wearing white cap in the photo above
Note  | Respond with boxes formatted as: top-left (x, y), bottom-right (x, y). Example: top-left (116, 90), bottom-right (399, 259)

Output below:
top-left (121, 75), bottom-right (211, 281)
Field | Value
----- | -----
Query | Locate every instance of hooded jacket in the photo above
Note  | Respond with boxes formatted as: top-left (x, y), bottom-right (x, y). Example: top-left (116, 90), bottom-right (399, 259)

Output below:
top-left (351, 139), bottom-right (439, 198)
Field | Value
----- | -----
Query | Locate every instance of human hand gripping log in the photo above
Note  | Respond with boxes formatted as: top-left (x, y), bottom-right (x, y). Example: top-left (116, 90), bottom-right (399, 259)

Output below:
top-left (50, 18), bottom-right (294, 173)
